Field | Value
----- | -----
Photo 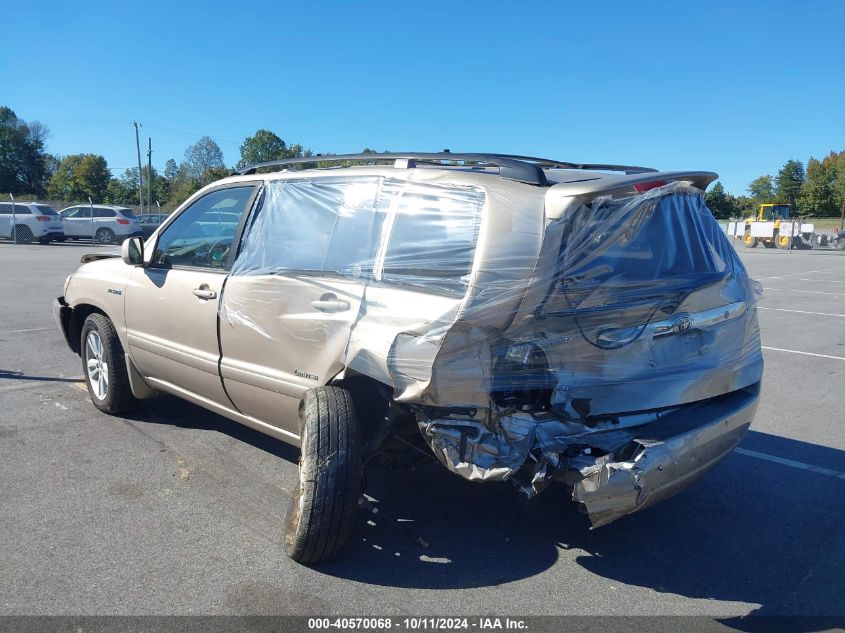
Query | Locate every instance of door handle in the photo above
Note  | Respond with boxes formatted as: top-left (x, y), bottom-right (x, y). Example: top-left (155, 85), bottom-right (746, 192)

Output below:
top-left (311, 296), bottom-right (350, 312)
top-left (192, 286), bottom-right (217, 300)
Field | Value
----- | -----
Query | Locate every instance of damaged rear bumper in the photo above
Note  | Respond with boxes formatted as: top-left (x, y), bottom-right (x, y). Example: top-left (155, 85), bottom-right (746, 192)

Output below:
top-left (419, 383), bottom-right (759, 527)
top-left (572, 385), bottom-right (759, 526)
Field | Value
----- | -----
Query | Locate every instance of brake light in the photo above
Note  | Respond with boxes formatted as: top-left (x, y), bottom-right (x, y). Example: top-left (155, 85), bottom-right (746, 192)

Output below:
top-left (36, 216), bottom-right (51, 222)
top-left (633, 180), bottom-right (668, 193)
top-left (117, 218), bottom-right (130, 224)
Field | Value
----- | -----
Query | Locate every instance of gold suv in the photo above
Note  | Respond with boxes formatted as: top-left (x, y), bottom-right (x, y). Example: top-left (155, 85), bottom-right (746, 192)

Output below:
top-left (54, 153), bottom-right (763, 563)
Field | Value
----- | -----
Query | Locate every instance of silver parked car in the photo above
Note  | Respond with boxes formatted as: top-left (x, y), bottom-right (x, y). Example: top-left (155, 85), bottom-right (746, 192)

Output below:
top-left (54, 152), bottom-right (763, 563)
top-left (59, 204), bottom-right (141, 244)
top-left (0, 201), bottom-right (64, 243)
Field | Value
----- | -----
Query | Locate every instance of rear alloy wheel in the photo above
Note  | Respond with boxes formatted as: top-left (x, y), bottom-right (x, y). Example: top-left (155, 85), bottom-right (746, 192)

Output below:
top-left (13, 225), bottom-right (34, 244)
top-left (81, 313), bottom-right (137, 414)
top-left (743, 231), bottom-right (757, 248)
top-left (96, 227), bottom-right (116, 245)
top-left (284, 386), bottom-right (362, 564)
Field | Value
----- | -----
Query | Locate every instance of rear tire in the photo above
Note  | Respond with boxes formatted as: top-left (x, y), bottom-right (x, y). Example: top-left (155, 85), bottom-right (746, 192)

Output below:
top-left (284, 386), bottom-right (361, 564)
top-left (775, 233), bottom-right (792, 250)
top-left (96, 228), bottom-right (116, 245)
top-left (13, 225), bottom-right (34, 244)
top-left (80, 314), bottom-right (137, 415)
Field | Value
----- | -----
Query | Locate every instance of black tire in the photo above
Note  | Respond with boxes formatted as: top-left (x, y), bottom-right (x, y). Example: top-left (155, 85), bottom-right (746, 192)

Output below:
top-left (13, 225), bottom-right (34, 244)
top-left (284, 386), bottom-right (361, 564)
top-left (80, 313), bottom-right (137, 415)
top-left (96, 227), bottom-right (116, 245)
top-left (837, 238), bottom-right (845, 251)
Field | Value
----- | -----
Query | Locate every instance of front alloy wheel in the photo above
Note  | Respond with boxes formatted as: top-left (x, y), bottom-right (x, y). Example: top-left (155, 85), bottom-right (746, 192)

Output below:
top-left (80, 313), bottom-right (137, 414)
top-left (85, 330), bottom-right (109, 399)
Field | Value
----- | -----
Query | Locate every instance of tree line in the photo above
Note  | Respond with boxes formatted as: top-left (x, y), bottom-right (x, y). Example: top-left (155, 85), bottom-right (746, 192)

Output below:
top-left (4, 104), bottom-right (844, 217)
top-left (704, 153), bottom-right (845, 220)
top-left (0, 106), bottom-right (320, 210)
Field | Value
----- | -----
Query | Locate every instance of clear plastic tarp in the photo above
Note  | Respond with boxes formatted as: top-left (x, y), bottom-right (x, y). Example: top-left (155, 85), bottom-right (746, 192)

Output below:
top-left (221, 175), bottom-right (763, 511)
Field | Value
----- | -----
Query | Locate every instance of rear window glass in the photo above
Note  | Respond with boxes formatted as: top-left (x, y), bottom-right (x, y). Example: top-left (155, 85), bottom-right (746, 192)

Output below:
top-left (35, 205), bottom-right (59, 216)
top-left (378, 180), bottom-right (484, 296)
top-left (119, 209), bottom-right (137, 219)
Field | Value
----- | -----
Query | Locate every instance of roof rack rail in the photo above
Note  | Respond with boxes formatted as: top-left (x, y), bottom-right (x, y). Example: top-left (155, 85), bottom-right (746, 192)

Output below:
top-left (236, 152), bottom-right (549, 185)
top-left (235, 152), bottom-right (658, 183)
top-left (487, 153), bottom-right (658, 174)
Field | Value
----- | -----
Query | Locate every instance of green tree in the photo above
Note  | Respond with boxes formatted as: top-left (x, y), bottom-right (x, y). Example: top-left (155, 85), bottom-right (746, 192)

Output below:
top-left (47, 154), bottom-right (111, 201)
top-left (799, 153), bottom-right (840, 217)
top-left (747, 175), bottom-right (775, 200)
top-left (775, 159), bottom-right (805, 208)
top-left (705, 181), bottom-right (740, 219)
top-left (237, 129), bottom-right (287, 168)
top-left (163, 158), bottom-right (179, 180)
top-left (182, 136), bottom-right (224, 178)
top-left (0, 107), bottom-right (51, 196)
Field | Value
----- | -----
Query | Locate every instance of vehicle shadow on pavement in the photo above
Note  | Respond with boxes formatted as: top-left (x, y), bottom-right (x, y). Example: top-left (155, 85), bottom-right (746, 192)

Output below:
top-left (0, 369), bottom-right (83, 383)
top-left (124, 394), bottom-right (300, 463)
top-left (322, 431), bottom-right (845, 626)
top-left (117, 396), bottom-right (845, 626)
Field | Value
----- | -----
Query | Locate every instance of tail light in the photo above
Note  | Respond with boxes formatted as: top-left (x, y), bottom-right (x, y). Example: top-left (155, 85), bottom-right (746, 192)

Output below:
top-left (117, 218), bottom-right (130, 224)
top-left (36, 216), bottom-right (51, 222)
top-left (633, 180), bottom-right (668, 193)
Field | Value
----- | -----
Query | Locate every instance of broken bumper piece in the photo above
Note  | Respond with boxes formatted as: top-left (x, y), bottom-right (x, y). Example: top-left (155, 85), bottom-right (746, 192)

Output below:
top-left (419, 384), bottom-right (760, 527)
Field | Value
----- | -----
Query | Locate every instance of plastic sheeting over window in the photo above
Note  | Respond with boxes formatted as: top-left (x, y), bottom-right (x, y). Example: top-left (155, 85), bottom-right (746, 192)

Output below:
top-left (230, 176), bottom-right (485, 296)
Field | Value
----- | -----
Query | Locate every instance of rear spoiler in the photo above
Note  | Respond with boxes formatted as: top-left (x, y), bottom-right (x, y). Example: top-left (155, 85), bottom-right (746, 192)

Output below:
top-left (545, 171), bottom-right (718, 219)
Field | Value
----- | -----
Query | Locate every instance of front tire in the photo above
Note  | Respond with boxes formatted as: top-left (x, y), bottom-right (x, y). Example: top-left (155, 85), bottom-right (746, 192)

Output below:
top-left (284, 386), bottom-right (361, 564)
top-left (81, 314), bottom-right (137, 415)
top-left (743, 231), bottom-right (757, 248)
top-left (13, 225), bottom-right (34, 244)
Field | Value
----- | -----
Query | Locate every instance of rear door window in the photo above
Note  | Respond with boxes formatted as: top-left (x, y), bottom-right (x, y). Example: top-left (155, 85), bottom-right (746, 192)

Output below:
top-left (378, 179), bottom-right (484, 296)
top-left (232, 177), bottom-right (383, 277)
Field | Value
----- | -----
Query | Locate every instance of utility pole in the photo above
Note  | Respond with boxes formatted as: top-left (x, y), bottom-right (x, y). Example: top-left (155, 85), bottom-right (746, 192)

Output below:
top-left (147, 137), bottom-right (152, 214)
top-left (134, 121), bottom-right (143, 214)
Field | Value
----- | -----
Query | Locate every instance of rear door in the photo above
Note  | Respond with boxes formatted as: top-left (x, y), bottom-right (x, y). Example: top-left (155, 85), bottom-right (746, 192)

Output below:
top-left (219, 177), bottom-right (382, 434)
top-left (124, 185), bottom-right (259, 406)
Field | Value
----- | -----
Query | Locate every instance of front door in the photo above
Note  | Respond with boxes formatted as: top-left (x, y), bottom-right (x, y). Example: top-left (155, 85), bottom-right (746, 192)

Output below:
top-left (124, 185), bottom-right (259, 406)
top-left (62, 206), bottom-right (93, 238)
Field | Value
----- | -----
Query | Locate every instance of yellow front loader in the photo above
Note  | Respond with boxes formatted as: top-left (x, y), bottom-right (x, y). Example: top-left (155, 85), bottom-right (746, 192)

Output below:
top-left (741, 204), bottom-right (815, 249)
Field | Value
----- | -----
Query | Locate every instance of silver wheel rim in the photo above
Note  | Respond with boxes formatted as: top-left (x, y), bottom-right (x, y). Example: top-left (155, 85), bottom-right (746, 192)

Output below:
top-left (85, 330), bottom-right (109, 400)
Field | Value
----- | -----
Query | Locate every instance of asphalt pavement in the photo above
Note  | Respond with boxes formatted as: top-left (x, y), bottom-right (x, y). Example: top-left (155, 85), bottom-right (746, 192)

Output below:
top-left (1, 241), bottom-right (843, 620)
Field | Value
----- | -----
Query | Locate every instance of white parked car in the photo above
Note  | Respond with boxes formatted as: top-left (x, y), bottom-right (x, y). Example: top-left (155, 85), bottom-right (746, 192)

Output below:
top-left (0, 201), bottom-right (64, 244)
top-left (59, 205), bottom-right (142, 245)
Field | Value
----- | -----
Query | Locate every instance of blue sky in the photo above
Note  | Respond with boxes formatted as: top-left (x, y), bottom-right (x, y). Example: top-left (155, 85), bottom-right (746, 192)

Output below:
top-left (3, 0), bottom-right (844, 194)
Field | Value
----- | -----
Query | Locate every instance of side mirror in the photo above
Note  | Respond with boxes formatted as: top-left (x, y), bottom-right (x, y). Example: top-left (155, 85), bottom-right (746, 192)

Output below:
top-left (121, 236), bottom-right (145, 266)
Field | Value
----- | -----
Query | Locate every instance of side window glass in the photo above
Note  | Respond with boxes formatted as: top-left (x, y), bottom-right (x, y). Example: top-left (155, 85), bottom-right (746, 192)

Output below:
top-left (94, 209), bottom-right (116, 218)
top-left (152, 186), bottom-right (255, 269)
top-left (77, 208), bottom-right (91, 219)
top-left (231, 177), bottom-right (383, 277)
top-left (378, 179), bottom-right (484, 296)
top-left (0, 204), bottom-right (11, 215)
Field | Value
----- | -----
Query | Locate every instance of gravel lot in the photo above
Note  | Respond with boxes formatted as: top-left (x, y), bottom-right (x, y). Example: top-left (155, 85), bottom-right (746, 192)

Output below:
top-left (1, 241), bottom-right (843, 619)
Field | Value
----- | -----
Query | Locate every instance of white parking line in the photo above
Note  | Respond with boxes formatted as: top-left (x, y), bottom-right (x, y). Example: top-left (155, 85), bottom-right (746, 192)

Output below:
top-left (755, 269), bottom-right (833, 281)
top-left (758, 307), bottom-right (845, 318)
top-left (762, 288), bottom-right (845, 297)
top-left (784, 278), bottom-right (845, 284)
top-left (7, 327), bottom-right (53, 333)
top-left (762, 346), bottom-right (845, 361)
top-left (734, 448), bottom-right (845, 480)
